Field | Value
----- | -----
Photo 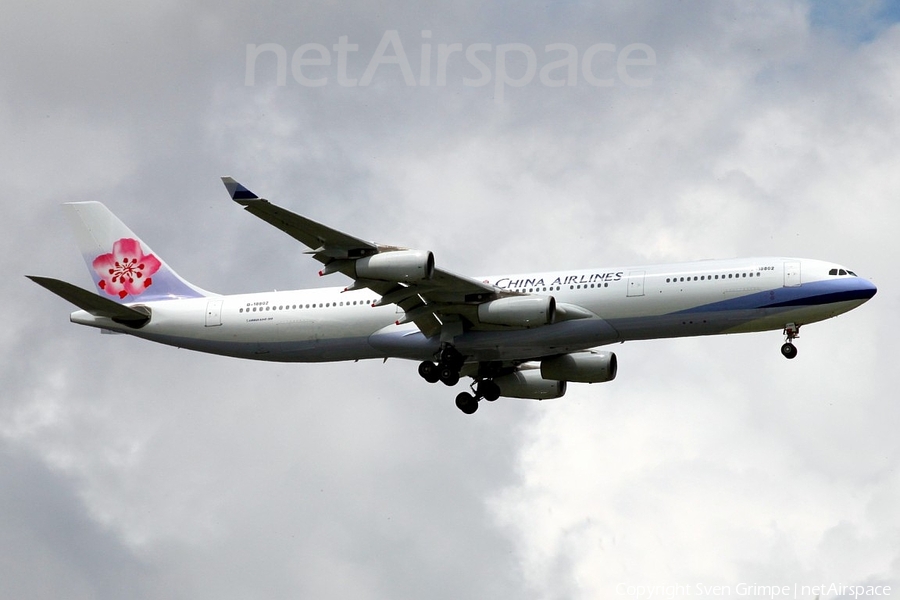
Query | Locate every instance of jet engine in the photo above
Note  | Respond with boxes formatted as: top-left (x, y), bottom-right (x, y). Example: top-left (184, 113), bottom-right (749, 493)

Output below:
top-left (354, 250), bottom-right (435, 282)
top-left (494, 369), bottom-right (567, 399)
top-left (477, 296), bottom-right (556, 328)
top-left (540, 351), bottom-right (617, 383)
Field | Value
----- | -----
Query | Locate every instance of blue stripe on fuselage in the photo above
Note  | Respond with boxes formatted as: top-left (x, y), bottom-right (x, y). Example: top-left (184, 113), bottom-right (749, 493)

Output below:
top-left (673, 278), bottom-right (877, 315)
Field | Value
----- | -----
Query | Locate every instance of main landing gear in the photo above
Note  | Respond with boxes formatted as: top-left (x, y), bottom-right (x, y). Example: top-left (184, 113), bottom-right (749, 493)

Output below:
top-left (417, 345), bottom-right (464, 386)
top-left (781, 323), bottom-right (800, 359)
top-left (418, 345), bottom-right (501, 414)
top-left (454, 380), bottom-right (501, 415)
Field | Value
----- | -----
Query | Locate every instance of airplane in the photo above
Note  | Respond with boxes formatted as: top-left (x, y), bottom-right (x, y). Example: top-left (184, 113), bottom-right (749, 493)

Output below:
top-left (28, 177), bottom-right (877, 414)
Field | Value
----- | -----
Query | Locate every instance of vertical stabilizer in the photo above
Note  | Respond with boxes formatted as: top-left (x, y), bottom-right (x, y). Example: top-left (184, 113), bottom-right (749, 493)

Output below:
top-left (64, 202), bottom-right (211, 302)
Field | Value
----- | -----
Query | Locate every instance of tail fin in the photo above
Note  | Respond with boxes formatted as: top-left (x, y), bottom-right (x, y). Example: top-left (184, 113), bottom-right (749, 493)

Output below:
top-left (65, 202), bottom-right (211, 302)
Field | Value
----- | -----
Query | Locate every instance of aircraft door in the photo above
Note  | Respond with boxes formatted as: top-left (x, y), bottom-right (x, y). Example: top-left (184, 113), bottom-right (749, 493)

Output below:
top-left (626, 270), bottom-right (646, 297)
top-left (783, 261), bottom-right (801, 288)
top-left (205, 299), bottom-right (223, 327)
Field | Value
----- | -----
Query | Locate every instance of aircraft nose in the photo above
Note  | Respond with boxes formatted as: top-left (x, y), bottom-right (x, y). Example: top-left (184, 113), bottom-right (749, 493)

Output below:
top-left (857, 277), bottom-right (877, 301)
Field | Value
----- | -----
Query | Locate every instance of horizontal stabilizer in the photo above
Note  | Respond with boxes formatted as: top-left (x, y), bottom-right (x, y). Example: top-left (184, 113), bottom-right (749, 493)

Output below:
top-left (27, 276), bottom-right (150, 326)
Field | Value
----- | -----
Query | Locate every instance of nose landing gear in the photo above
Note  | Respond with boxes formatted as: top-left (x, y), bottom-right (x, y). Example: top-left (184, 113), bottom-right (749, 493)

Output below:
top-left (781, 323), bottom-right (800, 359)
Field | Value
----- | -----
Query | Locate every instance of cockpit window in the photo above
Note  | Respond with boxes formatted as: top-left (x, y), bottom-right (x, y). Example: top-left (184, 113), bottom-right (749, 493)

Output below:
top-left (829, 267), bottom-right (858, 277)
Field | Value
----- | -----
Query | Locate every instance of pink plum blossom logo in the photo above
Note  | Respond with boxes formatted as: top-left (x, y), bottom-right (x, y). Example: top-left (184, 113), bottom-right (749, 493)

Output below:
top-left (92, 238), bottom-right (161, 299)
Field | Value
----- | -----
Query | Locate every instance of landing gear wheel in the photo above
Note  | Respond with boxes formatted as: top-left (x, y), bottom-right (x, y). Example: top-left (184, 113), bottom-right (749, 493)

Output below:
top-left (781, 342), bottom-right (798, 360)
top-left (455, 392), bottom-right (479, 414)
top-left (781, 323), bottom-right (801, 360)
top-left (439, 367), bottom-right (460, 387)
top-left (418, 361), bottom-right (440, 383)
top-left (477, 380), bottom-right (501, 402)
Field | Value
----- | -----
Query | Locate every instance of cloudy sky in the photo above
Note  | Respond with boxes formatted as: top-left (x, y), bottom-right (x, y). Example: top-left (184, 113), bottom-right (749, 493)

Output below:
top-left (2, 1), bottom-right (898, 599)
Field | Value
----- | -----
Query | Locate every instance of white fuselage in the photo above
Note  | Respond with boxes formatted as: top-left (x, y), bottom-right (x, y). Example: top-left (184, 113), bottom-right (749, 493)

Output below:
top-left (70, 257), bottom-right (876, 364)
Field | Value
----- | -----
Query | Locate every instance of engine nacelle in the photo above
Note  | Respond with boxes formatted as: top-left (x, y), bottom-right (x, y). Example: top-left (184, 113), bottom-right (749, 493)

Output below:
top-left (477, 296), bottom-right (556, 328)
top-left (494, 369), bottom-right (567, 400)
top-left (540, 351), bottom-right (617, 383)
top-left (354, 250), bottom-right (434, 282)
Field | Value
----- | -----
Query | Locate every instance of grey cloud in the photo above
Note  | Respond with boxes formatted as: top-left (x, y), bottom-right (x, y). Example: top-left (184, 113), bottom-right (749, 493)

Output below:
top-left (3, 1), bottom-right (899, 598)
top-left (0, 442), bottom-right (159, 600)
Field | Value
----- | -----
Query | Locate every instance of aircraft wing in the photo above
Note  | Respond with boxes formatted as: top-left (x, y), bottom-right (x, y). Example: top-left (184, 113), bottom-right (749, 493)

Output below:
top-left (222, 177), bottom-right (377, 257)
top-left (222, 177), bottom-right (502, 337)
